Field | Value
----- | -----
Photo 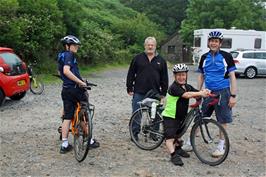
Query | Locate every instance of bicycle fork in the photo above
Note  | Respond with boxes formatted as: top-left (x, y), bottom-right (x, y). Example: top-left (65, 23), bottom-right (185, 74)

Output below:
top-left (199, 119), bottom-right (213, 144)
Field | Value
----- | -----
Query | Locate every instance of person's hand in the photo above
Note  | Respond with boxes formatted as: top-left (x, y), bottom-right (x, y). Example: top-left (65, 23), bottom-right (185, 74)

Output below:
top-left (200, 89), bottom-right (210, 97)
top-left (229, 97), bottom-right (236, 108)
top-left (79, 81), bottom-right (87, 88)
top-left (160, 96), bottom-right (165, 105)
top-left (128, 91), bottom-right (134, 96)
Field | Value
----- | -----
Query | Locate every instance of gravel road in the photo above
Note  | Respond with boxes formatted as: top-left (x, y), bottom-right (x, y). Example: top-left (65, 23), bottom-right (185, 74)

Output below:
top-left (1, 65), bottom-right (265, 177)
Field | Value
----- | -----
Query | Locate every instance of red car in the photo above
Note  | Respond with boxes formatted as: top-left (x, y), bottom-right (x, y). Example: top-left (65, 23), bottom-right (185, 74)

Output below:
top-left (0, 47), bottom-right (30, 106)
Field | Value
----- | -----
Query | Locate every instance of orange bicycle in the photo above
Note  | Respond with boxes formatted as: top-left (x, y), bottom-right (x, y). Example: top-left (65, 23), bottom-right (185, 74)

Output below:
top-left (57, 79), bottom-right (97, 162)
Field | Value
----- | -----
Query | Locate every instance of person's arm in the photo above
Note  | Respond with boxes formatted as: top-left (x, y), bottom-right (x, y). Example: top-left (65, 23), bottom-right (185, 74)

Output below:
top-left (63, 66), bottom-right (86, 87)
top-left (160, 59), bottom-right (169, 96)
top-left (228, 71), bottom-right (237, 108)
top-left (126, 57), bottom-right (136, 95)
top-left (198, 73), bottom-right (204, 90)
top-left (182, 89), bottom-right (210, 99)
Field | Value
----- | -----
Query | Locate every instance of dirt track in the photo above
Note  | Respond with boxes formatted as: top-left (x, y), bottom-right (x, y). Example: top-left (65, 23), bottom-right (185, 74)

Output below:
top-left (0, 65), bottom-right (265, 177)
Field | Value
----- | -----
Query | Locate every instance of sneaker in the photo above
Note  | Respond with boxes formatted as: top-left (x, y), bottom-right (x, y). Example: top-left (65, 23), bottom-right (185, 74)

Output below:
top-left (89, 139), bottom-right (100, 149)
top-left (175, 146), bottom-right (190, 158)
top-left (182, 144), bottom-right (193, 152)
top-left (171, 153), bottom-right (184, 166)
top-left (212, 149), bottom-right (225, 157)
top-left (60, 144), bottom-right (73, 154)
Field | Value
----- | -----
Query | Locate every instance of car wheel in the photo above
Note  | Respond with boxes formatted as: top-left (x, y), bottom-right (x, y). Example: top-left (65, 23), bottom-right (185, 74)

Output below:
top-left (9, 91), bottom-right (26, 100)
top-left (245, 67), bottom-right (257, 79)
top-left (0, 89), bottom-right (5, 106)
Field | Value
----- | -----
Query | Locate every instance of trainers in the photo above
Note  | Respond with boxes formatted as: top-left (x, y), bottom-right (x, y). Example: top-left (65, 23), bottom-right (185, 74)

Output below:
top-left (89, 139), bottom-right (100, 149)
top-left (212, 149), bottom-right (225, 157)
top-left (175, 146), bottom-right (190, 158)
top-left (182, 144), bottom-right (193, 152)
top-left (171, 153), bottom-right (184, 166)
top-left (60, 144), bottom-right (73, 154)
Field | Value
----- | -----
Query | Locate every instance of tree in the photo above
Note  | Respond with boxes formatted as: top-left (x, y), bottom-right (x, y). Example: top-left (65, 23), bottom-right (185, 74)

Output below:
top-left (180, 0), bottom-right (266, 44)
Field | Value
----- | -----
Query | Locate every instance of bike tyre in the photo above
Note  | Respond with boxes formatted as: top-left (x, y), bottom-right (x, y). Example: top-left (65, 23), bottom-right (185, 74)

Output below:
top-left (129, 107), bottom-right (164, 150)
top-left (30, 78), bottom-right (44, 95)
top-left (74, 109), bottom-right (92, 162)
top-left (190, 118), bottom-right (230, 166)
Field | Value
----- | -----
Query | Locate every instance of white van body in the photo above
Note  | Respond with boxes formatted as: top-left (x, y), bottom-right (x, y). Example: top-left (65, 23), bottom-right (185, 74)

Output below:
top-left (192, 28), bottom-right (266, 64)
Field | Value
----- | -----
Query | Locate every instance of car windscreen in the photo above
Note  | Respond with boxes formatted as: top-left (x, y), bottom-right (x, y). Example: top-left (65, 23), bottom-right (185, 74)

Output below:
top-left (0, 52), bottom-right (26, 75)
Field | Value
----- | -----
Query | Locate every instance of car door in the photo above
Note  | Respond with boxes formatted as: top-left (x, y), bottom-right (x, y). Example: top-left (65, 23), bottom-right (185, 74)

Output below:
top-left (254, 52), bottom-right (266, 75)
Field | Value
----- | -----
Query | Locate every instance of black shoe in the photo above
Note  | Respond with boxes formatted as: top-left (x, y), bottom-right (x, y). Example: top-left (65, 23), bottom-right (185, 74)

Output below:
top-left (89, 139), bottom-right (100, 149)
top-left (171, 153), bottom-right (184, 166)
top-left (175, 146), bottom-right (190, 158)
top-left (60, 144), bottom-right (73, 154)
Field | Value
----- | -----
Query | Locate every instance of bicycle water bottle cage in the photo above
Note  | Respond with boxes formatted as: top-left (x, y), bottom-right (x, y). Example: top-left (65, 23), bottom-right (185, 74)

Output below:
top-left (138, 98), bottom-right (159, 107)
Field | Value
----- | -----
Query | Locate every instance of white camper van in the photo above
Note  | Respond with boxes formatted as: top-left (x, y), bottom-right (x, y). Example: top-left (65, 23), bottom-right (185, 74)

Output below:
top-left (192, 28), bottom-right (266, 64)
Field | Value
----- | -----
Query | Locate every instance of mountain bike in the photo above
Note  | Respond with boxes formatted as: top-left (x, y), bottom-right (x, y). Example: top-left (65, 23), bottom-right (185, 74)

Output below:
top-left (57, 79), bottom-right (97, 162)
top-left (129, 92), bottom-right (230, 166)
top-left (27, 61), bottom-right (44, 94)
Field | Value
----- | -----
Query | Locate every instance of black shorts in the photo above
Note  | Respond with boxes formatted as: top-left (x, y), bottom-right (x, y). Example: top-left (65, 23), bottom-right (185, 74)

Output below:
top-left (61, 87), bottom-right (88, 120)
top-left (163, 116), bottom-right (183, 140)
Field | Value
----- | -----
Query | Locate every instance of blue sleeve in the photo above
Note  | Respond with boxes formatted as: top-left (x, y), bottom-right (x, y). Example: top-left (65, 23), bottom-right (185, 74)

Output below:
top-left (64, 52), bottom-right (74, 67)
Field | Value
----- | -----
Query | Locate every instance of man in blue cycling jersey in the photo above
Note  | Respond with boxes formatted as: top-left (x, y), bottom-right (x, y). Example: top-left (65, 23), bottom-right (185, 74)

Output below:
top-left (193, 31), bottom-right (237, 157)
top-left (58, 35), bottom-right (99, 154)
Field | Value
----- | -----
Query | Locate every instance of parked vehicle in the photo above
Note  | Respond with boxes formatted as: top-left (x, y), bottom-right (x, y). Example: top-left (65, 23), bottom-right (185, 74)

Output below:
top-left (0, 47), bottom-right (30, 106)
top-left (192, 28), bottom-right (266, 64)
top-left (230, 49), bottom-right (266, 79)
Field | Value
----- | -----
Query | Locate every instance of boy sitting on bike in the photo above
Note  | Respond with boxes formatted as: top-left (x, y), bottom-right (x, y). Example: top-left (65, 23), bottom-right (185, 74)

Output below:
top-left (162, 64), bottom-right (210, 166)
top-left (58, 35), bottom-right (99, 154)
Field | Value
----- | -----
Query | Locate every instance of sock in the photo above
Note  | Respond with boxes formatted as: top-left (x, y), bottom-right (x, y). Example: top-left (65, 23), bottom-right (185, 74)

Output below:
top-left (218, 139), bottom-right (225, 151)
top-left (90, 138), bottom-right (95, 144)
top-left (62, 138), bottom-right (68, 148)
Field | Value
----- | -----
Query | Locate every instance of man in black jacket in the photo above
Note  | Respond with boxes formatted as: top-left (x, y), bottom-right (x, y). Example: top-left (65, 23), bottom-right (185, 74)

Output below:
top-left (126, 36), bottom-right (169, 139)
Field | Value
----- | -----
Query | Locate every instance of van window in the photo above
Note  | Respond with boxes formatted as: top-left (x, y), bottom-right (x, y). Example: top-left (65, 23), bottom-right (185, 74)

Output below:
top-left (230, 52), bottom-right (239, 58)
top-left (254, 38), bottom-right (261, 49)
top-left (221, 38), bottom-right (232, 48)
top-left (194, 37), bottom-right (201, 47)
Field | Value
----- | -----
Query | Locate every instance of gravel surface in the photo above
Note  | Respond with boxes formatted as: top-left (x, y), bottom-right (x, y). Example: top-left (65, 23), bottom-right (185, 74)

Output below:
top-left (1, 65), bottom-right (265, 177)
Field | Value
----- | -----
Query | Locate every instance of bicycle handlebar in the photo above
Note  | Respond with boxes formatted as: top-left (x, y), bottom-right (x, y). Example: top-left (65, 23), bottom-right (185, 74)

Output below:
top-left (190, 93), bottom-right (219, 108)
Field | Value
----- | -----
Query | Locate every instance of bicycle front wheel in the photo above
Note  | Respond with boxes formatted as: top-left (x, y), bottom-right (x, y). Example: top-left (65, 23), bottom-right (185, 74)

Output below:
top-left (74, 109), bottom-right (92, 162)
top-left (30, 77), bottom-right (44, 94)
top-left (129, 108), bottom-right (164, 150)
top-left (191, 118), bottom-right (229, 166)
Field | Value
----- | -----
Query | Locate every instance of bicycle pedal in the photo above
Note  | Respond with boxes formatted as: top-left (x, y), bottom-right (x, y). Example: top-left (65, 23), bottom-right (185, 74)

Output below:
top-left (57, 126), bottom-right (62, 133)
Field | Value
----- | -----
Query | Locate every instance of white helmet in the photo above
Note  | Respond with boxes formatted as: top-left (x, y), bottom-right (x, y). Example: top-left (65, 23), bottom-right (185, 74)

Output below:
top-left (172, 63), bottom-right (189, 73)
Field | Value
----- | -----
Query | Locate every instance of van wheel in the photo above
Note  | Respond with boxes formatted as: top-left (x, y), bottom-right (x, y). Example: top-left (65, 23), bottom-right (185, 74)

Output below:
top-left (245, 67), bottom-right (257, 79)
top-left (10, 91), bottom-right (26, 100)
top-left (0, 89), bottom-right (5, 106)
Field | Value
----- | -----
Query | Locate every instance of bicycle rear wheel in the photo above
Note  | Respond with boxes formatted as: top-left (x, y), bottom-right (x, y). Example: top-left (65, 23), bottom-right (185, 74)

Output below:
top-left (190, 118), bottom-right (230, 166)
top-left (74, 109), bottom-right (92, 162)
top-left (129, 107), bottom-right (164, 150)
top-left (30, 77), bottom-right (44, 94)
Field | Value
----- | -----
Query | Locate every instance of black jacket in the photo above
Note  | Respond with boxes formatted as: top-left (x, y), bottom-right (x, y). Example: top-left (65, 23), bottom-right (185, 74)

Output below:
top-left (126, 52), bottom-right (168, 96)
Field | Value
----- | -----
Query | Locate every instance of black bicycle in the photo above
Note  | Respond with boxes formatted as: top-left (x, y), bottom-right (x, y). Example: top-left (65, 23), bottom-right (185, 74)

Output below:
top-left (27, 61), bottom-right (44, 94)
top-left (129, 92), bottom-right (230, 166)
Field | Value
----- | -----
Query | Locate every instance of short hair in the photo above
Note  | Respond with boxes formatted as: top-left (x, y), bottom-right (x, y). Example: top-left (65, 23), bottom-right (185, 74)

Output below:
top-left (144, 37), bottom-right (157, 46)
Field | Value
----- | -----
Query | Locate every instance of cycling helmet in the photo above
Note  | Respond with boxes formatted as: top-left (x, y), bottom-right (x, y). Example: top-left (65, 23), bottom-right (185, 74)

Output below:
top-left (172, 63), bottom-right (189, 73)
top-left (208, 31), bottom-right (223, 40)
top-left (61, 35), bottom-right (81, 45)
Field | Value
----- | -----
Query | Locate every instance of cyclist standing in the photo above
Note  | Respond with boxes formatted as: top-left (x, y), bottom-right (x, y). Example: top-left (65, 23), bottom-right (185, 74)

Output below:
top-left (58, 35), bottom-right (99, 154)
top-left (126, 36), bottom-right (169, 140)
top-left (162, 64), bottom-right (210, 166)
top-left (193, 31), bottom-right (237, 157)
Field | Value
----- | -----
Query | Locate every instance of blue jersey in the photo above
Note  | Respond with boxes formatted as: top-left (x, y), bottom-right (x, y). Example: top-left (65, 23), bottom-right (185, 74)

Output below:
top-left (198, 50), bottom-right (236, 91)
top-left (57, 51), bottom-right (82, 88)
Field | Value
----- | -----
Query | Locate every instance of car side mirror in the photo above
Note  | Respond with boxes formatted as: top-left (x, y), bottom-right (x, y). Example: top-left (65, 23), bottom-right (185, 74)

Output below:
top-left (0, 67), bottom-right (4, 73)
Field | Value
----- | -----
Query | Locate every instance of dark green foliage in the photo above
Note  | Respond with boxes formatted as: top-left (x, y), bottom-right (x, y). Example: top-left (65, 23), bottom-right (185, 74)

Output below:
top-left (0, 0), bottom-right (164, 72)
top-left (180, 0), bottom-right (266, 44)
